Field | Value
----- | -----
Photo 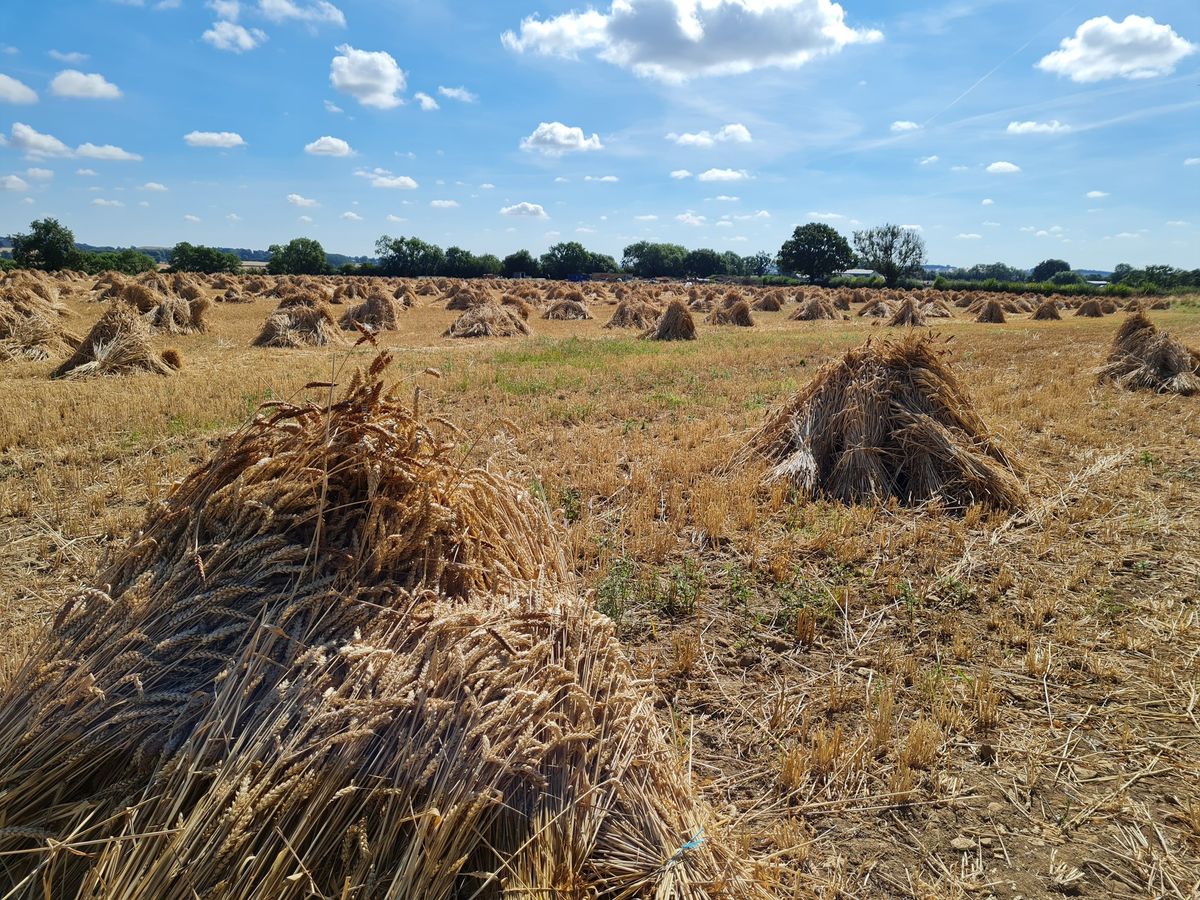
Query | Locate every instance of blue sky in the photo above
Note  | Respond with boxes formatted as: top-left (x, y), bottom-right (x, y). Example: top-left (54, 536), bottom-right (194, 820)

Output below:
top-left (1, 0), bottom-right (1197, 268)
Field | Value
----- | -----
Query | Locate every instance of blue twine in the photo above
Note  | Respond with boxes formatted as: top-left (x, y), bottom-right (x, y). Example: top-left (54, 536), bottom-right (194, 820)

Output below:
top-left (665, 828), bottom-right (706, 869)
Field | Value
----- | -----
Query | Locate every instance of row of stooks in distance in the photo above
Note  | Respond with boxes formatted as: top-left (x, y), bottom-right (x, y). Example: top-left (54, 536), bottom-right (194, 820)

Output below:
top-left (0, 267), bottom-right (1192, 393)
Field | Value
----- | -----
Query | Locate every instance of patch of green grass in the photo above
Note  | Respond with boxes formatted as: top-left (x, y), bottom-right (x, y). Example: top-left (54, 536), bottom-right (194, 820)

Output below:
top-left (489, 336), bottom-right (660, 370)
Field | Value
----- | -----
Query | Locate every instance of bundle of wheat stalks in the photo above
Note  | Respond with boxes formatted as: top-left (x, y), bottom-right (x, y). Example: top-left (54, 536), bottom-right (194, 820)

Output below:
top-left (339, 291), bottom-right (407, 332)
top-left (0, 354), bottom-right (760, 898)
top-left (0, 286), bottom-right (79, 361)
top-left (445, 301), bottom-right (531, 338)
top-left (645, 299), bottom-right (697, 341)
top-left (254, 298), bottom-right (346, 347)
top-left (734, 335), bottom-right (1025, 511)
top-left (52, 302), bottom-right (181, 378)
top-left (1099, 311), bottom-right (1200, 395)
top-left (606, 297), bottom-right (661, 329)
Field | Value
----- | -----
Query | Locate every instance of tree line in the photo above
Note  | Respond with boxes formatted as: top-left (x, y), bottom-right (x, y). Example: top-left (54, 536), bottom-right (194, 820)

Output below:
top-left (5, 218), bottom-right (1196, 292)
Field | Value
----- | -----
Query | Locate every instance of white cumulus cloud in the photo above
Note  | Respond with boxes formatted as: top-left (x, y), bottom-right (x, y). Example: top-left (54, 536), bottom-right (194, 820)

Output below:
top-left (92, 198), bottom-right (124, 207)
top-left (330, 44), bottom-right (405, 109)
top-left (340, 210), bottom-right (362, 220)
top-left (666, 122), bottom-right (752, 147)
top-left (986, 161), bottom-right (1021, 174)
top-left (1086, 190), bottom-right (1108, 199)
top-left (414, 92), bottom-right (438, 110)
top-left (501, 201), bottom-right (548, 218)
top-left (437, 85), bottom-right (477, 103)
top-left (48, 50), bottom-right (89, 64)
top-left (635, 214), bottom-right (658, 221)
top-left (918, 155), bottom-right (938, 165)
top-left (0, 74), bottom-right (38, 104)
top-left (1, 174), bottom-right (30, 192)
top-left (670, 169), bottom-right (692, 179)
top-left (304, 135), bottom-right (353, 156)
top-left (1007, 120), bottom-right (1071, 134)
top-left (287, 192), bottom-right (318, 206)
top-left (185, 130), bottom-right (246, 148)
top-left (141, 181), bottom-right (168, 191)
top-left (355, 167), bottom-right (418, 189)
top-left (982, 198), bottom-right (994, 206)
top-left (50, 70), bottom-right (122, 99)
top-left (891, 120), bottom-right (919, 132)
top-left (502, 0), bottom-right (883, 83)
top-left (957, 233), bottom-right (982, 240)
top-left (77, 142), bottom-right (141, 161)
top-left (1037, 15), bottom-right (1196, 82)
top-left (258, 0), bottom-right (345, 26)
top-left (520, 121), bottom-right (603, 155)
top-left (430, 199), bottom-right (459, 208)
top-left (676, 211), bottom-right (706, 226)
top-left (584, 174), bottom-right (619, 182)
top-left (697, 167), bottom-right (749, 182)
top-left (8, 123), bottom-right (142, 161)
top-left (184, 214), bottom-right (201, 222)
top-left (203, 21), bottom-right (267, 52)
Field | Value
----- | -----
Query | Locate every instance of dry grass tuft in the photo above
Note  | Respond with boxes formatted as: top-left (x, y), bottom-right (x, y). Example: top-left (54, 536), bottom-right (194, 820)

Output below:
top-left (734, 334), bottom-right (1026, 511)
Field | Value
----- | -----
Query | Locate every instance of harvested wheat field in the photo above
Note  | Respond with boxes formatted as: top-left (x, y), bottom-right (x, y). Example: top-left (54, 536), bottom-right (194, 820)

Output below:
top-left (1, 277), bottom-right (1199, 899)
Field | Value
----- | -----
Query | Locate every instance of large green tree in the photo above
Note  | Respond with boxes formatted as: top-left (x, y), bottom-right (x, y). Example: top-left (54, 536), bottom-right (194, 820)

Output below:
top-left (851, 224), bottom-right (926, 288)
top-left (744, 251), bottom-right (774, 277)
top-left (540, 242), bottom-right (593, 279)
top-left (1030, 259), bottom-right (1070, 282)
top-left (375, 235), bottom-right (445, 277)
top-left (621, 241), bottom-right (688, 278)
top-left (683, 247), bottom-right (726, 278)
top-left (440, 246), bottom-right (477, 278)
top-left (267, 237), bottom-right (330, 275)
top-left (12, 218), bottom-right (78, 270)
top-left (778, 223), bottom-right (854, 284)
top-left (502, 250), bottom-right (540, 278)
top-left (168, 242), bottom-right (242, 274)
top-left (78, 249), bottom-right (158, 275)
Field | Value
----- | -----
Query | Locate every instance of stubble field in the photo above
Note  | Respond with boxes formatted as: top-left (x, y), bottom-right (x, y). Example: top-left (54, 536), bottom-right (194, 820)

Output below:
top-left (1, 276), bottom-right (1198, 898)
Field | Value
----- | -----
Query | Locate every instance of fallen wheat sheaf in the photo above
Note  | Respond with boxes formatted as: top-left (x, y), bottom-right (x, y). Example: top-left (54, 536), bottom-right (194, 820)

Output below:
top-left (0, 353), bottom-right (762, 898)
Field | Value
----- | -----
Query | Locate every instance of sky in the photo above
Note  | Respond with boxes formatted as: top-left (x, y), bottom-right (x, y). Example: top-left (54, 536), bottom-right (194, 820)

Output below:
top-left (1, 0), bottom-right (1198, 270)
